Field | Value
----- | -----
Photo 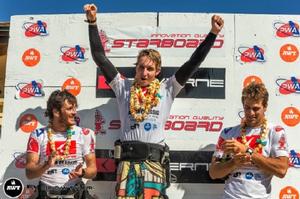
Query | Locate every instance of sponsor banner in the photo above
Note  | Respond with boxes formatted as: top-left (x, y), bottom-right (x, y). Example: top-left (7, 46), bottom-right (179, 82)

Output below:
top-left (15, 80), bottom-right (45, 99)
top-left (96, 67), bottom-right (225, 99)
top-left (273, 20), bottom-right (300, 38)
top-left (279, 44), bottom-right (299, 62)
top-left (281, 106), bottom-right (300, 127)
top-left (59, 45), bottom-right (88, 64)
top-left (99, 26), bottom-right (225, 58)
top-left (165, 114), bottom-right (224, 133)
top-left (279, 186), bottom-right (299, 199)
top-left (236, 44), bottom-right (266, 64)
top-left (276, 76), bottom-right (300, 96)
top-left (22, 20), bottom-right (49, 37)
top-left (94, 149), bottom-right (223, 183)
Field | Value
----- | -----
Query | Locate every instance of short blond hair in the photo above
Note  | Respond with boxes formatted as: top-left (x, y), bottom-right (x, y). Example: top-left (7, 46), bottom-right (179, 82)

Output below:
top-left (135, 49), bottom-right (162, 71)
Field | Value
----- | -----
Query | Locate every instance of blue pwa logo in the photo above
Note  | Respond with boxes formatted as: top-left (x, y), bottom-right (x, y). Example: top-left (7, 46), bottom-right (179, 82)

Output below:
top-left (237, 45), bottom-right (266, 64)
top-left (289, 149), bottom-right (300, 168)
top-left (274, 20), bottom-right (300, 38)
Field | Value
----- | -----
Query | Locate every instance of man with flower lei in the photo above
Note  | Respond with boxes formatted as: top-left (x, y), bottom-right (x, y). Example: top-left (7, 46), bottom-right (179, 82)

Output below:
top-left (209, 82), bottom-right (289, 199)
top-left (84, 3), bottom-right (223, 198)
top-left (25, 90), bottom-right (97, 199)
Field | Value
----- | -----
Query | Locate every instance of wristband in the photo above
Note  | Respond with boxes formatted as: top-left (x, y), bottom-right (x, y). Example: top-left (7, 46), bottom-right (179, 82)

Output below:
top-left (85, 18), bottom-right (97, 24)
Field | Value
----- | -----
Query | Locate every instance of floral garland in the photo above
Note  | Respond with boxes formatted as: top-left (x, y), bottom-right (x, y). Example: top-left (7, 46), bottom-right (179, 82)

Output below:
top-left (47, 126), bottom-right (74, 160)
top-left (129, 79), bottom-right (161, 122)
top-left (240, 118), bottom-right (268, 153)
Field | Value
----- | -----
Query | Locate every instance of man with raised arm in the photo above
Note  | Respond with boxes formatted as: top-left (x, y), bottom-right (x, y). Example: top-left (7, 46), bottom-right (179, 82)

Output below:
top-left (84, 4), bottom-right (224, 198)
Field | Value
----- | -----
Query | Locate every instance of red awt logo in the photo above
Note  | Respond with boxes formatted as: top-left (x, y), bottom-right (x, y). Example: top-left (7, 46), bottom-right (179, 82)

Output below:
top-left (281, 107), bottom-right (300, 127)
top-left (279, 186), bottom-right (299, 199)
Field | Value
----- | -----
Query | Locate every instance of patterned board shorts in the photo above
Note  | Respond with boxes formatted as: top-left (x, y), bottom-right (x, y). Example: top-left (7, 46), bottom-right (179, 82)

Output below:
top-left (116, 160), bottom-right (168, 199)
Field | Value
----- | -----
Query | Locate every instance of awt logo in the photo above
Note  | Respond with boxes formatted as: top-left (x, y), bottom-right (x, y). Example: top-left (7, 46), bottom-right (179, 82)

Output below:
top-left (281, 107), bottom-right (300, 127)
top-left (60, 45), bottom-right (87, 64)
top-left (274, 21), bottom-right (300, 38)
top-left (19, 113), bottom-right (38, 133)
top-left (61, 77), bottom-right (81, 96)
top-left (3, 178), bottom-right (24, 198)
top-left (237, 45), bottom-right (266, 63)
top-left (280, 44), bottom-right (299, 62)
top-left (243, 75), bottom-right (263, 87)
top-left (279, 186), bottom-right (299, 199)
top-left (276, 77), bottom-right (300, 95)
top-left (22, 48), bottom-right (41, 67)
top-left (23, 20), bottom-right (48, 37)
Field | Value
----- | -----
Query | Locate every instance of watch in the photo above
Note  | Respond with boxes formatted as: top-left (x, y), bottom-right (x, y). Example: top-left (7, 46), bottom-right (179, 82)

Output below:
top-left (245, 147), bottom-right (254, 156)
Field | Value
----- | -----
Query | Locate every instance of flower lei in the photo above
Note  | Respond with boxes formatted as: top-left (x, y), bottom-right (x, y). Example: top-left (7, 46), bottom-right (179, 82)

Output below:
top-left (129, 79), bottom-right (161, 122)
top-left (240, 118), bottom-right (268, 153)
top-left (47, 126), bottom-right (74, 160)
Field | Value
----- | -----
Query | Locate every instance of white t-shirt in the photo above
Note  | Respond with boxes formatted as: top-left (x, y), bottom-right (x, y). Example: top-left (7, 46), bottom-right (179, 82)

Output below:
top-left (26, 126), bottom-right (96, 187)
top-left (213, 123), bottom-right (289, 199)
top-left (109, 73), bottom-right (183, 143)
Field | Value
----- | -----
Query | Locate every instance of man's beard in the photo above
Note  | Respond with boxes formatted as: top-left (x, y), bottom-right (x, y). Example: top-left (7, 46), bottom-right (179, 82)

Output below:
top-left (58, 114), bottom-right (75, 128)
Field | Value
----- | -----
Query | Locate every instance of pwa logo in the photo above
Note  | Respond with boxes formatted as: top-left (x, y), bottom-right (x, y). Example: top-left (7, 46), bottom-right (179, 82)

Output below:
top-left (22, 48), bottom-right (41, 67)
top-left (276, 76), bottom-right (300, 95)
top-left (15, 80), bottom-right (45, 99)
top-left (281, 106), bottom-right (300, 127)
top-left (3, 178), bottom-right (24, 198)
top-left (280, 44), bottom-right (299, 62)
top-left (100, 30), bottom-right (111, 54)
top-left (279, 186), bottom-right (299, 199)
top-left (237, 45), bottom-right (266, 63)
top-left (274, 20), bottom-right (300, 38)
top-left (289, 149), bottom-right (300, 168)
top-left (23, 20), bottom-right (48, 37)
top-left (60, 45), bottom-right (87, 64)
